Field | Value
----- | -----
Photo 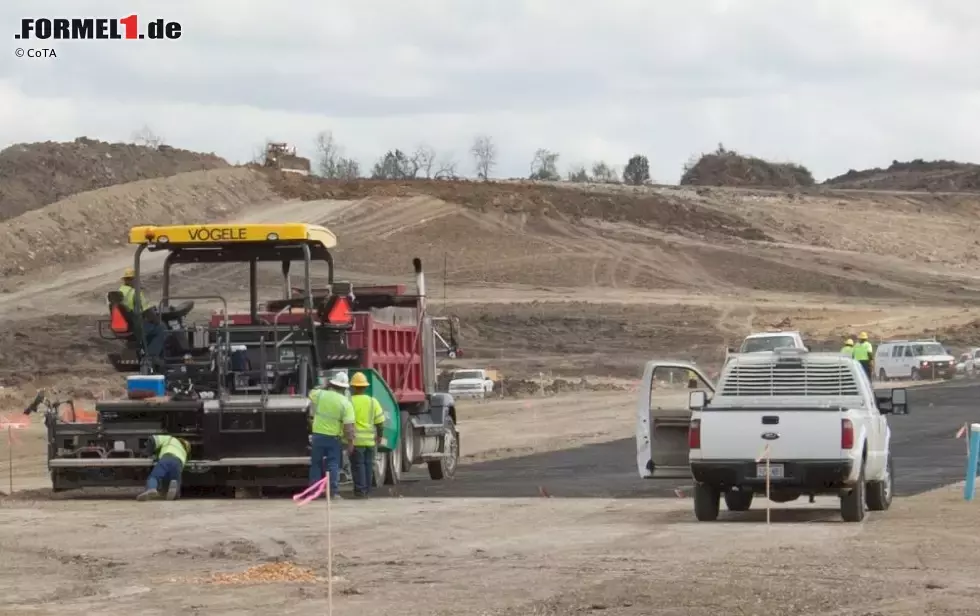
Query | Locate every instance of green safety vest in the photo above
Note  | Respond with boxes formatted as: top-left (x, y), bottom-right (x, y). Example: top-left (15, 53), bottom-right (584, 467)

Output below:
top-left (309, 389), bottom-right (354, 436)
top-left (119, 284), bottom-right (149, 312)
top-left (152, 434), bottom-right (188, 465)
top-left (840, 345), bottom-right (854, 357)
top-left (852, 341), bottom-right (873, 361)
top-left (351, 394), bottom-right (385, 447)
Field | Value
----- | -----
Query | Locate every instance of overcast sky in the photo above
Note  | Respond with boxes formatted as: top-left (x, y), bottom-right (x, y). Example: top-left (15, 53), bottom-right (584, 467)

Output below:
top-left (2, 0), bottom-right (979, 182)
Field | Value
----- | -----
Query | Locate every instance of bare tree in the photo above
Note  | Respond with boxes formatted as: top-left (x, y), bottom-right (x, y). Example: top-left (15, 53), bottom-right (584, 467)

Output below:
top-left (335, 157), bottom-right (361, 180)
top-left (371, 149), bottom-right (418, 179)
top-left (566, 164), bottom-right (590, 183)
top-left (131, 124), bottom-right (164, 147)
top-left (251, 138), bottom-right (274, 164)
top-left (314, 130), bottom-right (344, 178)
top-left (591, 161), bottom-right (619, 183)
top-left (529, 148), bottom-right (561, 181)
top-left (470, 135), bottom-right (496, 181)
top-left (412, 144), bottom-right (437, 179)
top-left (434, 152), bottom-right (459, 180)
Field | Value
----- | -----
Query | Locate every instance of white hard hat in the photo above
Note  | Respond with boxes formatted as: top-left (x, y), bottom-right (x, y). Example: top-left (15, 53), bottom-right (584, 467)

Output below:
top-left (328, 372), bottom-right (349, 388)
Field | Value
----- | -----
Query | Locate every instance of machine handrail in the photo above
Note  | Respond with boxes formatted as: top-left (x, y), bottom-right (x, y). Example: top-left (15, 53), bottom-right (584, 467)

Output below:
top-left (163, 294), bottom-right (230, 395)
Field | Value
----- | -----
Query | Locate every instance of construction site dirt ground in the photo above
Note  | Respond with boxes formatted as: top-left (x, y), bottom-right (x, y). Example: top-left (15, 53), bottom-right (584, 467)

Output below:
top-left (2, 383), bottom-right (980, 616)
top-left (3, 164), bottom-right (980, 614)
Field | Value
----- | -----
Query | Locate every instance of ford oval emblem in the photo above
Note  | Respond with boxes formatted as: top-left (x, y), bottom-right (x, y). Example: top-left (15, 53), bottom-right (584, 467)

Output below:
top-left (761, 432), bottom-right (780, 440)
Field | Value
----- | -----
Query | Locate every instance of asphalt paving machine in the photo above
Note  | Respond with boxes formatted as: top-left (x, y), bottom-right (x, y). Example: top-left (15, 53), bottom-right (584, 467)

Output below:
top-left (40, 222), bottom-right (461, 493)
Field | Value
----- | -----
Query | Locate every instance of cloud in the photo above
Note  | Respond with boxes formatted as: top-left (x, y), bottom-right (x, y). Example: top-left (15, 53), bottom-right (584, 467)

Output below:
top-left (2, 0), bottom-right (980, 181)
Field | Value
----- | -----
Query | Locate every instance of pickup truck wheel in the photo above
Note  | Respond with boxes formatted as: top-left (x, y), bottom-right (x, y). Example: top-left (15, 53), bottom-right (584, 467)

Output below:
top-left (877, 368), bottom-right (888, 382)
top-left (840, 465), bottom-right (867, 522)
top-left (724, 490), bottom-right (753, 512)
top-left (693, 483), bottom-right (721, 521)
top-left (910, 368), bottom-right (920, 381)
top-left (866, 455), bottom-right (893, 511)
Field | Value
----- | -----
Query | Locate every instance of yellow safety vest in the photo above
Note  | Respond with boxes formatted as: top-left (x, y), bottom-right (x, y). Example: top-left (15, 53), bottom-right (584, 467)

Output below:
top-left (852, 341), bottom-right (873, 361)
top-left (840, 345), bottom-right (854, 357)
top-left (309, 389), bottom-right (354, 436)
top-left (119, 284), bottom-right (149, 312)
top-left (153, 434), bottom-right (188, 465)
top-left (351, 394), bottom-right (385, 447)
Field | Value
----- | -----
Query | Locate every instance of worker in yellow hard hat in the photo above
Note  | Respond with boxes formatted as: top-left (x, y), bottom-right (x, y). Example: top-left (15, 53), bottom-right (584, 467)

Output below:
top-left (347, 371), bottom-right (387, 498)
top-left (852, 332), bottom-right (874, 380)
top-left (118, 267), bottom-right (168, 359)
top-left (840, 338), bottom-right (855, 357)
top-left (119, 268), bottom-right (149, 314)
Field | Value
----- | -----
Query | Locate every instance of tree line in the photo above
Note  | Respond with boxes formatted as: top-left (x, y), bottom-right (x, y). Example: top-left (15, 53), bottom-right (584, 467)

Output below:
top-left (129, 124), bottom-right (655, 186)
top-left (312, 131), bottom-right (653, 186)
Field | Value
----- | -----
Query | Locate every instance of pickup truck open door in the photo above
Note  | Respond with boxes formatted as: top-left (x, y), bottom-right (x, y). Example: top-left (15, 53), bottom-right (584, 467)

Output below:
top-left (636, 361), bottom-right (715, 479)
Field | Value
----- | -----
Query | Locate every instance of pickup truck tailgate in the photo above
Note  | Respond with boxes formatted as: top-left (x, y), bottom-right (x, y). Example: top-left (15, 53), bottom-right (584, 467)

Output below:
top-left (700, 410), bottom-right (843, 460)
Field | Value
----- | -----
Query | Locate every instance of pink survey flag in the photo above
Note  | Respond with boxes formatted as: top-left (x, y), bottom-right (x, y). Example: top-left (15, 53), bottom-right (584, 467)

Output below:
top-left (293, 476), bottom-right (328, 506)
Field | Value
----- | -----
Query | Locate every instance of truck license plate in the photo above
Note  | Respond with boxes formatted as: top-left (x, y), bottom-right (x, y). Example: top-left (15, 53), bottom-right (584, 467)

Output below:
top-left (756, 464), bottom-right (784, 479)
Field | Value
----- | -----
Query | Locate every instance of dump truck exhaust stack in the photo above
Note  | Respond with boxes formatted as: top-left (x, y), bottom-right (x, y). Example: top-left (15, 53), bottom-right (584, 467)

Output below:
top-left (413, 257), bottom-right (426, 313)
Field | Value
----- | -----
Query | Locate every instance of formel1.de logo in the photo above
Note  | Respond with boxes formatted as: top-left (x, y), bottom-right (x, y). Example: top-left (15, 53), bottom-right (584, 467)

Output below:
top-left (16, 15), bottom-right (182, 40)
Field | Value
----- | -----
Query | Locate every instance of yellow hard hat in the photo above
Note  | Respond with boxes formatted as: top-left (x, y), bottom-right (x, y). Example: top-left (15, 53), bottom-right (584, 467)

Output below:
top-left (122, 267), bottom-right (135, 279)
top-left (350, 372), bottom-right (369, 388)
top-left (858, 332), bottom-right (868, 340)
top-left (845, 338), bottom-right (854, 346)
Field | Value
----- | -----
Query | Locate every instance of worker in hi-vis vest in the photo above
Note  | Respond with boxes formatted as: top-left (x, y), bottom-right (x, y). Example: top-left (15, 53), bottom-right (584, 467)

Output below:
top-left (852, 332), bottom-right (874, 380)
top-left (841, 338), bottom-right (855, 357)
top-left (308, 372), bottom-right (355, 499)
top-left (137, 434), bottom-right (190, 501)
top-left (347, 371), bottom-right (387, 498)
top-left (118, 267), bottom-right (167, 359)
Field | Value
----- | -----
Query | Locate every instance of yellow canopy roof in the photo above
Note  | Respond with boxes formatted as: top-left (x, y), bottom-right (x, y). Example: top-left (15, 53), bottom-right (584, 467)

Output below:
top-left (128, 223), bottom-right (337, 248)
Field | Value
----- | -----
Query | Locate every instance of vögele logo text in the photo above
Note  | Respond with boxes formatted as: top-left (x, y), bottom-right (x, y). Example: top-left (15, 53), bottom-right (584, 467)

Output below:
top-left (17, 15), bottom-right (181, 40)
top-left (187, 227), bottom-right (248, 241)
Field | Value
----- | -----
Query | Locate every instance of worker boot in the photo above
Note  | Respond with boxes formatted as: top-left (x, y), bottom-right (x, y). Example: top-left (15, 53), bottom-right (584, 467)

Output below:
top-left (165, 480), bottom-right (180, 501)
top-left (136, 488), bottom-right (161, 501)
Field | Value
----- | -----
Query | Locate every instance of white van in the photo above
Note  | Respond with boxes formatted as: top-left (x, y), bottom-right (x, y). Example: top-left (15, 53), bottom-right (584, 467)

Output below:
top-left (875, 339), bottom-right (956, 381)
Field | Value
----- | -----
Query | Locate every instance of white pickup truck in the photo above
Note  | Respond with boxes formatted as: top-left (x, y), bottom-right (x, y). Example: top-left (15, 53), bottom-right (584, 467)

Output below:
top-left (634, 349), bottom-right (908, 523)
top-left (687, 348), bottom-right (907, 522)
top-left (447, 369), bottom-right (496, 398)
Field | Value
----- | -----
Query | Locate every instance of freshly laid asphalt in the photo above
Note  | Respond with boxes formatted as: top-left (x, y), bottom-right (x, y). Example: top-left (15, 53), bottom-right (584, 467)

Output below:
top-left (397, 380), bottom-right (980, 499)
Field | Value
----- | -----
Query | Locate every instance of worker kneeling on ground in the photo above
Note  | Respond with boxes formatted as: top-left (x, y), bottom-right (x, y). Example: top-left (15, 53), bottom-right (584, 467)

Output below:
top-left (137, 434), bottom-right (190, 501)
top-left (853, 332), bottom-right (874, 380)
top-left (309, 372), bottom-right (355, 500)
top-left (119, 268), bottom-right (167, 359)
top-left (348, 371), bottom-right (387, 499)
top-left (841, 338), bottom-right (855, 357)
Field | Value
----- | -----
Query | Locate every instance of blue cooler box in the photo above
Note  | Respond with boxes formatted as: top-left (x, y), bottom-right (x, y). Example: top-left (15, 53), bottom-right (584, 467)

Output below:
top-left (127, 374), bottom-right (166, 398)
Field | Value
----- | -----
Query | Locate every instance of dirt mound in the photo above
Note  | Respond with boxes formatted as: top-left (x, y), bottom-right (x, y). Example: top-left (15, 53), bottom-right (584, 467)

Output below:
top-left (0, 168), bottom-right (278, 277)
top-left (823, 159), bottom-right (980, 191)
top-left (263, 170), bottom-right (770, 241)
top-left (0, 137), bottom-right (229, 221)
top-left (680, 149), bottom-right (815, 188)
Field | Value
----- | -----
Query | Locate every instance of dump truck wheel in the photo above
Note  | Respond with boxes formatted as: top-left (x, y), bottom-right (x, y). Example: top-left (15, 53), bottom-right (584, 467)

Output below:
top-left (427, 417), bottom-right (458, 480)
top-left (384, 445), bottom-right (401, 485)
top-left (372, 450), bottom-right (388, 487)
top-left (400, 411), bottom-right (414, 473)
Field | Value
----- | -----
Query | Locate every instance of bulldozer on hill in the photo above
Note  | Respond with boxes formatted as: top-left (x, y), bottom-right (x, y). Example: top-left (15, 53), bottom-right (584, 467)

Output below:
top-left (263, 142), bottom-right (310, 175)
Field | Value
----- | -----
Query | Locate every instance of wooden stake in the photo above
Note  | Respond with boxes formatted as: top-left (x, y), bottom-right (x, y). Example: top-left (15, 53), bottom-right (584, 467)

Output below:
top-left (327, 470), bottom-right (333, 615)
top-left (765, 447), bottom-right (771, 526)
top-left (7, 426), bottom-right (12, 495)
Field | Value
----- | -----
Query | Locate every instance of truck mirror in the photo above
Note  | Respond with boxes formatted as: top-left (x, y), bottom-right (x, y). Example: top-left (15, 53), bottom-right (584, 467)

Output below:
top-left (891, 388), bottom-right (908, 415)
top-left (688, 390), bottom-right (706, 410)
